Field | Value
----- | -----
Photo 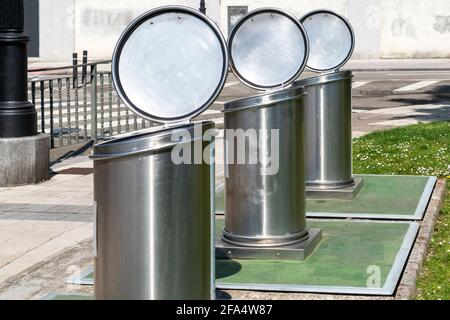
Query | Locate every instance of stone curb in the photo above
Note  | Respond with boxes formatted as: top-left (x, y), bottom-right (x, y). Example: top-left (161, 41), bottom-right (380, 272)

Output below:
top-left (394, 179), bottom-right (447, 300)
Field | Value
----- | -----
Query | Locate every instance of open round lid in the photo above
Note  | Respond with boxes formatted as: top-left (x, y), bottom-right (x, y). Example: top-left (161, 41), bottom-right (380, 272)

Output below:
top-left (112, 6), bottom-right (228, 124)
top-left (228, 8), bottom-right (309, 91)
top-left (300, 10), bottom-right (355, 73)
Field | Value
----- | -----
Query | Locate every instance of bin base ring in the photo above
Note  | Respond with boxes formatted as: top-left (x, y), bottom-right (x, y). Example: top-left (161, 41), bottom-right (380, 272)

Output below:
top-left (306, 178), bottom-right (356, 190)
top-left (216, 228), bottom-right (322, 261)
top-left (306, 178), bottom-right (364, 200)
top-left (221, 228), bottom-right (310, 248)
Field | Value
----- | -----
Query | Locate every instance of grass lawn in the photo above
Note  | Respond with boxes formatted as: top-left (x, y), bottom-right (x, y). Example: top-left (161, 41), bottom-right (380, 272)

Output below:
top-left (352, 121), bottom-right (449, 300)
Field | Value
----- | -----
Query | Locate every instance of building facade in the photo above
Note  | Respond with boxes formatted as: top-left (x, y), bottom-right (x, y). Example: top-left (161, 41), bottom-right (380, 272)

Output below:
top-left (28, 0), bottom-right (450, 61)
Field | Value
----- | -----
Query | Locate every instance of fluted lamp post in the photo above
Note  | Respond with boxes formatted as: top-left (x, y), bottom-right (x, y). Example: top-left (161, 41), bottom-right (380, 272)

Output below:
top-left (0, 0), bottom-right (49, 187)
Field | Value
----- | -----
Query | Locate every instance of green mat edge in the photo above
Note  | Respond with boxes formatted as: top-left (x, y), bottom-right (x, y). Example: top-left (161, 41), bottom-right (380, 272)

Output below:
top-left (216, 220), bottom-right (420, 296)
top-left (216, 175), bottom-right (437, 221)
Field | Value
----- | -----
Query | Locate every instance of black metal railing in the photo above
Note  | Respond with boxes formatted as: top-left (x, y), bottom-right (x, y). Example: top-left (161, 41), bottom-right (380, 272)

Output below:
top-left (28, 60), bottom-right (157, 149)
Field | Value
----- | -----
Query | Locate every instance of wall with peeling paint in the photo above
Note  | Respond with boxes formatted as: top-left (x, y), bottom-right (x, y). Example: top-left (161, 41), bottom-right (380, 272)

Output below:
top-left (380, 0), bottom-right (450, 58)
top-left (36, 0), bottom-right (450, 61)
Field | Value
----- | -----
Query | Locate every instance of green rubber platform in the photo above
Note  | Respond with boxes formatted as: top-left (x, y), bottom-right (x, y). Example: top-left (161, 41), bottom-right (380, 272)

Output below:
top-left (216, 175), bottom-right (436, 220)
top-left (68, 218), bottom-right (418, 296)
top-left (216, 219), bottom-right (419, 295)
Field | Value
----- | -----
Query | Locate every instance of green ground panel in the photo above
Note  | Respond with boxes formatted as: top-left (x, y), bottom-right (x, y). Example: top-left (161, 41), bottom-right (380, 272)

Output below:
top-left (69, 219), bottom-right (418, 296)
top-left (216, 219), bottom-right (418, 295)
top-left (216, 175), bottom-right (436, 220)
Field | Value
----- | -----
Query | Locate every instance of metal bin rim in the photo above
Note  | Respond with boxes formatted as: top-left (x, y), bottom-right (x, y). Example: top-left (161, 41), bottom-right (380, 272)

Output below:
top-left (90, 121), bottom-right (216, 161)
top-left (222, 87), bottom-right (305, 114)
top-left (293, 70), bottom-right (353, 88)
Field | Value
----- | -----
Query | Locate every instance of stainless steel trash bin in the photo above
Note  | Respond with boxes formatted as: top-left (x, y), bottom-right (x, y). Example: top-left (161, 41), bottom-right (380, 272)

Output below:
top-left (216, 8), bottom-right (322, 260)
top-left (293, 71), bottom-right (354, 189)
top-left (294, 10), bottom-right (361, 195)
top-left (93, 123), bottom-right (215, 300)
top-left (92, 6), bottom-right (228, 300)
top-left (223, 88), bottom-right (308, 247)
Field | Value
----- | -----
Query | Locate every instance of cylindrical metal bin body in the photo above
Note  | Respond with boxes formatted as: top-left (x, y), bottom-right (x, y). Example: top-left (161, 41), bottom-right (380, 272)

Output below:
top-left (293, 71), bottom-right (354, 189)
top-left (92, 122), bottom-right (215, 300)
top-left (223, 87), bottom-right (308, 247)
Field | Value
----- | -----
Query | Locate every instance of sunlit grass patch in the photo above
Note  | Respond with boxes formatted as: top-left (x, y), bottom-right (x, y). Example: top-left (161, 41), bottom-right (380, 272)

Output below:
top-left (353, 121), bottom-right (450, 178)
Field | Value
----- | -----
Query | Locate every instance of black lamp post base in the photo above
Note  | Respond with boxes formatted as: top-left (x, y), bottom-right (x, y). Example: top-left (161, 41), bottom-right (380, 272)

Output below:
top-left (0, 101), bottom-right (37, 138)
top-left (0, 0), bottom-right (38, 138)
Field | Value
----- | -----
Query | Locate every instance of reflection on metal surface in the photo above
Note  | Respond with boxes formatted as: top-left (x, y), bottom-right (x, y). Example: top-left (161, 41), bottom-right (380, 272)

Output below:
top-left (300, 9), bottom-right (355, 73)
top-left (228, 8), bottom-right (309, 90)
top-left (112, 6), bottom-right (228, 123)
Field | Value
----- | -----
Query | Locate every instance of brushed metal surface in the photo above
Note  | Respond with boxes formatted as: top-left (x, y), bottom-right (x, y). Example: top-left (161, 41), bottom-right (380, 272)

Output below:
top-left (112, 6), bottom-right (228, 123)
top-left (294, 71), bottom-right (354, 189)
top-left (228, 8), bottom-right (309, 91)
top-left (93, 122), bottom-right (215, 300)
top-left (223, 88), bottom-right (308, 246)
top-left (300, 10), bottom-right (355, 72)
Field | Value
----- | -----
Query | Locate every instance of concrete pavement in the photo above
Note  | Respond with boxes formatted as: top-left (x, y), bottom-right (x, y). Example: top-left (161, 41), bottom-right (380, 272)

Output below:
top-left (0, 160), bottom-right (93, 284)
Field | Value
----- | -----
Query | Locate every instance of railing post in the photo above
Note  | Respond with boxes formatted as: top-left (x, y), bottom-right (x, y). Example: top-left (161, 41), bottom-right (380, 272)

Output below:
top-left (82, 50), bottom-right (88, 84)
top-left (49, 80), bottom-right (55, 148)
top-left (91, 64), bottom-right (98, 143)
top-left (72, 52), bottom-right (78, 89)
top-left (40, 81), bottom-right (45, 134)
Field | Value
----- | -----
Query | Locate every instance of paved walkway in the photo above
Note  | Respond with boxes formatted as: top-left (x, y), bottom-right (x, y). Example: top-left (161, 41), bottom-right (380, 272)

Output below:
top-left (0, 161), bottom-right (93, 283)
